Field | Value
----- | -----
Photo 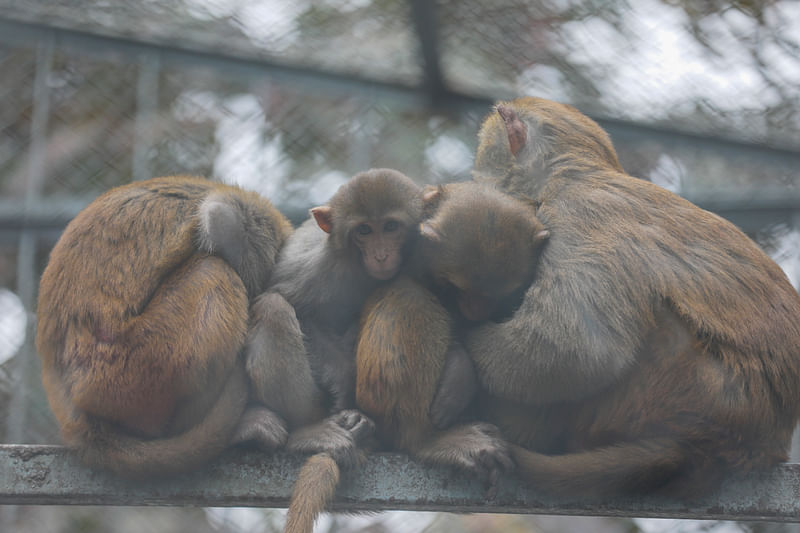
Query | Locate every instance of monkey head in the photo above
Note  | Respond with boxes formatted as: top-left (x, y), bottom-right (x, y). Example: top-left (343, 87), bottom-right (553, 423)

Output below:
top-left (474, 97), bottom-right (624, 185)
top-left (311, 168), bottom-right (423, 281)
top-left (420, 183), bottom-right (549, 322)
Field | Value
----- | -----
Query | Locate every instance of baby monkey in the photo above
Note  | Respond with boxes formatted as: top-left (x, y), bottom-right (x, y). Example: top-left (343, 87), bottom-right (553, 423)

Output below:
top-left (356, 181), bottom-right (550, 500)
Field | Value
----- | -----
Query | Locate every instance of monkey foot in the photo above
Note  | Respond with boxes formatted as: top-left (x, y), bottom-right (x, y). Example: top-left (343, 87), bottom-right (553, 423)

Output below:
top-left (331, 409), bottom-right (375, 446)
top-left (440, 423), bottom-right (514, 499)
top-left (231, 406), bottom-right (288, 451)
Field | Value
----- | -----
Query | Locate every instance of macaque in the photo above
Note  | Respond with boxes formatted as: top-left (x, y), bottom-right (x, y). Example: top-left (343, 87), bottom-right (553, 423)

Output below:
top-left (36, 176), bottom-right (293, 477)
top-left (439, 96), bottom-right (800, 496)
top-left (243, 169), bottom-right (435, 533)
top-left (355, 182), bottom-right (549, 496)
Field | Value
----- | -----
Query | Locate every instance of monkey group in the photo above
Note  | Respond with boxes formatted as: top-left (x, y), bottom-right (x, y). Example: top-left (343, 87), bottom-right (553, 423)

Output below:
top-left (36, 97), bottom-right (800, 532)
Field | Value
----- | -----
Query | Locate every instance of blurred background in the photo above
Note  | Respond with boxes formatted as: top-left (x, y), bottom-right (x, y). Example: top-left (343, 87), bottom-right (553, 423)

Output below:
top-left (0, 0), bottom-right (799, 531)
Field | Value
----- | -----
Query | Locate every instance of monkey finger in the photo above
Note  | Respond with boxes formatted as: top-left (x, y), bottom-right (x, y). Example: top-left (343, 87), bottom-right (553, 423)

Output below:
top-left (332, 409), bottom-right (365, 431)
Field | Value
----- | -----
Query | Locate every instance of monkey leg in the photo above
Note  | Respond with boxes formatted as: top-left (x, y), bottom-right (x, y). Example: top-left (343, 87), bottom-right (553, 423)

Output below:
top-left (44, 355), bottom-right (250, 478)
top-left (245, 291), bottom-right (326, 429)
top-left (68, 254), bottom-right (249, 437)
top-left (356, 278), bottom-right (511, 494)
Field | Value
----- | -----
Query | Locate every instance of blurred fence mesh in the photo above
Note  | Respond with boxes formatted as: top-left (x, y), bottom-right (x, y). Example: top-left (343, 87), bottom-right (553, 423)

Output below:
top-left (0, 1), bottom-right (799, 532)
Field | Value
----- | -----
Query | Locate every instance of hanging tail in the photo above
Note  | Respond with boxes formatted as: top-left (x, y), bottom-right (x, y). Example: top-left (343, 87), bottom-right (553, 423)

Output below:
top-left (284, 452), bottom-right (341, 533)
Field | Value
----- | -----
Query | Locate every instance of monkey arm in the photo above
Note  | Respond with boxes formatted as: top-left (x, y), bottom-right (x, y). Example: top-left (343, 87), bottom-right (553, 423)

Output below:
top-left (429, 339), bottom-right (478, 429)
top-left (303, 321), bottom-right (359, 413)
top-left (465, 245), bottom-right (652, 406)
top-left (245, 292), bottom-right (326, 429)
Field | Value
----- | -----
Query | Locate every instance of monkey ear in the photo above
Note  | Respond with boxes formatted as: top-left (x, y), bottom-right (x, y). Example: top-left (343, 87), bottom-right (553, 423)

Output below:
top-left (422, 185), bottom-right (444, 205)
top-left (496, 104), bottom-right (527, 157)
top-left (422, 185), bottom-right (445, 217)
top-left (311, 206), bottom-right (334, 234)
top-left (420, 222), bottom-right (442, 243)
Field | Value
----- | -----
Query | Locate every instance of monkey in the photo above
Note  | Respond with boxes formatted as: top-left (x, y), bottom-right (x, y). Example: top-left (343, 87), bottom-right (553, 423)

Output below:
top-left (36, 175), bottom-right (293, 477)
top-left (246, 168), bottom-right (425, 425)
top-left (424, 96), bottom-right (800, 497)
top-left (355, 181), bottom-right (550, 499)
top-left (239, 168), bottom-right (470, 533)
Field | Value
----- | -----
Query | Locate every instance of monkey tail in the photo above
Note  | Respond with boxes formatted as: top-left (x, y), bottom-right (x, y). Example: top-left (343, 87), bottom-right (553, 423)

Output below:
top-left (80, 361), bottom-right (248, 478)
top-left (510, 438), bottom-right (689, 497)
top-left (284, 452), bottom-right (341, 533)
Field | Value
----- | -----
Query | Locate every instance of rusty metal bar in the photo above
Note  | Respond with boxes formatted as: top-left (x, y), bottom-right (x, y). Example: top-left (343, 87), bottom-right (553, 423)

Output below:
top-left (0, 446), bottom-right (798, 522)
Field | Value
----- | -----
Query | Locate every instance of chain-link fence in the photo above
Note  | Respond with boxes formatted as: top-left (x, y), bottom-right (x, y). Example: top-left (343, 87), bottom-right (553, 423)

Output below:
top-left (1, 1), bottom-right (799, 532)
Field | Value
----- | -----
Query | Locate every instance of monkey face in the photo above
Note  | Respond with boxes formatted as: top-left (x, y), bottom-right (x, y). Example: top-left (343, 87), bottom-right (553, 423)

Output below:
top-left (351, 218), bottom-right (410, 280)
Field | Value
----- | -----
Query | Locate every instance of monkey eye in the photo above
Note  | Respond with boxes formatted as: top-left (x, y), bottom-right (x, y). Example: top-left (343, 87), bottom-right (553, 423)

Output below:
top-left (384, 220), bottom-right (400, 232)
top-left (356, 223), bottom-right (372, 235)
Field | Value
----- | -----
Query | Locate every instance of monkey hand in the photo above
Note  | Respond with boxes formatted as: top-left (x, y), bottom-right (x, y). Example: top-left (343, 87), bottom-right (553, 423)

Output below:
top-left (287, 410), bottom-right (375, 470)
top-left (429, 341), bottom-right (478, 429)
top-left (231, 406), bottom-right (289, 450)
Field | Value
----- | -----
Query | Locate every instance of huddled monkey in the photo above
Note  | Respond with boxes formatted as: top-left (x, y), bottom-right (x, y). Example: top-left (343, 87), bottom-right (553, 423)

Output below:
top-left (355, 181), bottom-right (550, 497)
top-left (434, 96), bottom-right (800, 496)
top-left (240, 168), bottom-right (467, 533)
top-left (36, 176), bottom-right (293, 477)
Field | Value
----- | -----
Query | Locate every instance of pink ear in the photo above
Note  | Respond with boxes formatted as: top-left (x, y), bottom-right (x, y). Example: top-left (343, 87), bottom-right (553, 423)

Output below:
top-left (535, 229), bottom-right (550, 242)
top-left (311, 206), bottom-right (333, 234)
top-left (420, 222), bottom-right (442, 243)
top-left (496, 104), bottom-right (527, 157)
top-left (422, 186), bottom-right (441, 204)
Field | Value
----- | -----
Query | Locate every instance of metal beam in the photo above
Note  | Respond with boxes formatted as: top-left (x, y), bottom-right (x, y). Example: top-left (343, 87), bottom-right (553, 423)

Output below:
top-left (0, 446), bottom-right (799, 522)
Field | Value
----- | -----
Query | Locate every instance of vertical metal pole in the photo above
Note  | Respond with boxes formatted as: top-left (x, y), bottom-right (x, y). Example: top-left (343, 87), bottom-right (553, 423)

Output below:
top-left (132, 51), bottom-right (160, 182)
top-left (9, 29), bottom-right (53, 444)
top-left (1, 31), bottom-right (54, 531)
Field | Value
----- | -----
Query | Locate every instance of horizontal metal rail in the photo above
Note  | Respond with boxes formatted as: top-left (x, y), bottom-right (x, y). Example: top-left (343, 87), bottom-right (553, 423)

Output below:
top-left (0, 445), bottom-right (798, 522)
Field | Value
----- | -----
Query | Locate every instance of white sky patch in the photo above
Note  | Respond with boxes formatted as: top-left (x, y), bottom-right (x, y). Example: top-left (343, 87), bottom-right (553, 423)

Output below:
top-left (183, 0), bottom-right (304, 49)
top-left (205, 507), bottom-right (276, 532)
top-left (649, 154), bottom-right (685, 193)
top-left (205, 508), bottom-right (437, 533)
top-left (517, 64), bottom-right (568, 101)
top-left (307, 170), bottom-right (349, 205)
top-left (212, 94), bottom-right (290, 202)
top-left (539, 0), bottom-right (798, 122)
top-left (237, 2), bottom-right (303, 49)
top-left (0, 288), bottom-right (26, 364)
top-left (635, 518), bottom-right (748, 533)
top-left (425, 134), bottom-right (473, 178)
top-left (771, 227), bottom-right (800, 290)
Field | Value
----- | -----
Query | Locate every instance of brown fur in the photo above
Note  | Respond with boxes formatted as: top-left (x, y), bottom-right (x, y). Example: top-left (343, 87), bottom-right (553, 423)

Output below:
top-left (285, 453), bottom-right (339, 533)
top-left (267, 170), bottom-right (421, 533)
top-left (354, 183), bottom-right (550, 495)
top-left (36, 176), bottom-right (292, 476)
top-left (458, 97), bottom-right (800, 496)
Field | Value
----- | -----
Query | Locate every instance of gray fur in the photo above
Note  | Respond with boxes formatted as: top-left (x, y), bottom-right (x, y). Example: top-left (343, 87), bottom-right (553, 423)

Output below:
top-left (197, 189), bottom-right (290, 297)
